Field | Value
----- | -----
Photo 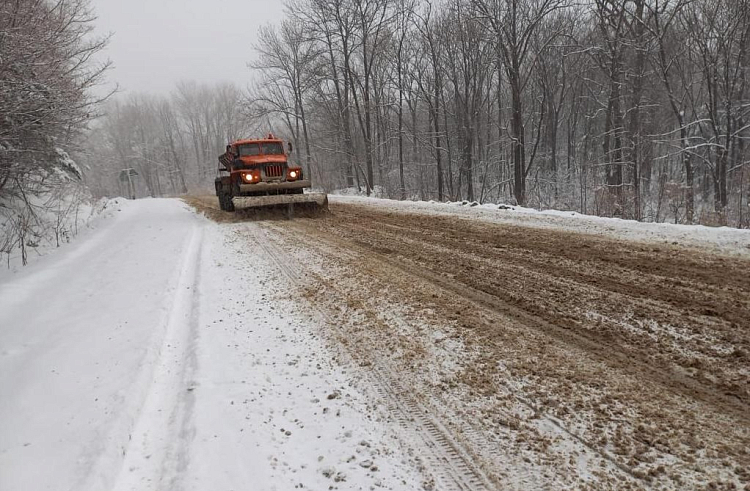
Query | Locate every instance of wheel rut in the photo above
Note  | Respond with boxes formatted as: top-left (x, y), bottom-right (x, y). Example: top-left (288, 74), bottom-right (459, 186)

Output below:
top-left (261, 220), bottom-right (650, 485)
top-left (188, 196), bottom-right (750, 488)
top-left (110, 226), bottom-right (203, 491)
top-left (282, 215), bottom-right (750, 423)
top-left (248, 222), bottom-right (497, 491)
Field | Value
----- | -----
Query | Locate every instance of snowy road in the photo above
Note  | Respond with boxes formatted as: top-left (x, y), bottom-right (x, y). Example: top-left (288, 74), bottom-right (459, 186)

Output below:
top-left (187, 195), bottom-right (750, 490)
top-left (2, 196), bottom-right (750, 490)
top-left (0, 199), bottom-right (424, 491)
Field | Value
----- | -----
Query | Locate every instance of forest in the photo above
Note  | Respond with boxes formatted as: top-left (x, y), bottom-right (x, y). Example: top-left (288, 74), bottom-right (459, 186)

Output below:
top-left (4, 0), bottom-right (749, 230)
top-left (83, 0), bottom-right (750, 227)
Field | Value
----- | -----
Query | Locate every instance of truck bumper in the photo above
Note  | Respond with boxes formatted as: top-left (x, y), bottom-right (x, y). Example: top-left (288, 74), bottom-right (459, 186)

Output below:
top-left (232, 192), bottom-right (328, 209)
top-left (238, 180), bottom-right (311, 193)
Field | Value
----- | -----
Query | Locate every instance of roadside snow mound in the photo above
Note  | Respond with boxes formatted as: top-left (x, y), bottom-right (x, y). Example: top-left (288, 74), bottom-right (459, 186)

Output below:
top-left (331, 185), bottom-right (389, 199)
top-left (330, 195), bottom-right (750, 257)
top-left (0, 189), bottom-right (124, 273)
top-left (0, 147), bottom-right (108, 271)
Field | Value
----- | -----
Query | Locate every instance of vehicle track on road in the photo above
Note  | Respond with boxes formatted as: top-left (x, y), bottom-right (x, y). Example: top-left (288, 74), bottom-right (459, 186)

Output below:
top-left (260, 220), bottom-right (647, 486)
top-left (185, 195), bottom-right (750, 487)
top-left (247, 223), bottom-right (497, 491)
top-left (110, 226), bottom-right (202, 491)
top-left (284, 213), bottom-right (750, 425)
top-left (263, 211), bottom-right (749, 486)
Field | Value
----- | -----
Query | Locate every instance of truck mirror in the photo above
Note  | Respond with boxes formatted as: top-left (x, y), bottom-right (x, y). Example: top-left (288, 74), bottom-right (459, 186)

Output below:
top-left (288, 142), bottom-right (293, 153)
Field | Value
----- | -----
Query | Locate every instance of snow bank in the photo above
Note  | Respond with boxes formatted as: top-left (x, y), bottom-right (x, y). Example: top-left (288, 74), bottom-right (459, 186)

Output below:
top-left (330, 195), bottom-right (750, 257)
top-left (0, 148), bottom-right (106, 272)
top-left (331, 185), bottom-right (390, 199)
top-left (0, 193), bottom-right (128, 276)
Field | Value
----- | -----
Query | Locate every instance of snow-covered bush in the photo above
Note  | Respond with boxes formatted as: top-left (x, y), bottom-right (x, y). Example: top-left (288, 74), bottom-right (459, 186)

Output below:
top-left (0, 150), bottom-right (96, 268)
top-left (0, 0), bottom-right (109, 267)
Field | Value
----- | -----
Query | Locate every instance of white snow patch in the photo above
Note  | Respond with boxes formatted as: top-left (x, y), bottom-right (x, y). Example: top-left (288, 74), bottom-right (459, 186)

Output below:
top-left (0, 198), bottom-right (423, 491)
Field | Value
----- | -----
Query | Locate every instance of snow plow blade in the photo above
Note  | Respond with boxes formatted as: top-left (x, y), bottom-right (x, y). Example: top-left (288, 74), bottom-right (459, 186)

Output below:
top-left (232, 192), bottom-right (328, 212)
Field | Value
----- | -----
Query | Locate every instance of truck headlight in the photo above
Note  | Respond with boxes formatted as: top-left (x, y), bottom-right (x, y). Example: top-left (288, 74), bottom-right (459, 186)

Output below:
top-left (289, 170), bottom-right (298, 179)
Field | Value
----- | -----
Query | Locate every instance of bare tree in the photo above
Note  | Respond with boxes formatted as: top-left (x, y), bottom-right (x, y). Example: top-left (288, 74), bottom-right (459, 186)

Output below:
top-left (250, 21), bottom-right (324, 179)
top-left (682, 0), bottom-right (750, 222)
top-left (77, 0), bottom-right (750, 228)
top-left (0, 0), bottom-right (111, 197)
top-left (473, 0), bottom-right (569, 206)
top-left (650, 0), bottom-right (696, 222)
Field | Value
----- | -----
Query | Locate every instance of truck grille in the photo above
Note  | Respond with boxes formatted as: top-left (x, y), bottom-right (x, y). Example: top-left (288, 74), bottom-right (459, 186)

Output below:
top-left (264, 164), bottom-right (284, 178)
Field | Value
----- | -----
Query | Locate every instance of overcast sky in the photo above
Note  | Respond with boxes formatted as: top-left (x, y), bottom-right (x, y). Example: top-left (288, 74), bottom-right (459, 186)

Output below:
top-left (92, 0), bottom-right (286, 97)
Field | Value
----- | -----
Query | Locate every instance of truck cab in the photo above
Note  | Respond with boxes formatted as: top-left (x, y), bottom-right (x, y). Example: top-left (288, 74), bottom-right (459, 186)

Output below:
top-left (215, 134), bottom-right (312, 211)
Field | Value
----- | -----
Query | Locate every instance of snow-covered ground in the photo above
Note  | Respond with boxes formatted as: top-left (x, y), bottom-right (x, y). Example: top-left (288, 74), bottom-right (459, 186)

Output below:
top-left (331, 195), bottom-right (750, 257)
top-left (0, 198), bottom-right (422, 491)
top-left (0, 175), bottom-right (97, 273)
top-left (3, 194), bottom-right (747, 491)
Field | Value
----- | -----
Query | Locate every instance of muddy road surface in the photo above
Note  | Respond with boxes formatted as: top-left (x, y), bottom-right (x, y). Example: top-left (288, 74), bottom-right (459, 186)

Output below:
top-left (186, 195), bottom-right (750, 490)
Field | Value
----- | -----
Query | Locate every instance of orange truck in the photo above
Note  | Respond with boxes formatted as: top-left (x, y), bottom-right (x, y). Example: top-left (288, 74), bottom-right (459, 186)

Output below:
top-left (214, 134), bottom-right (327, 212)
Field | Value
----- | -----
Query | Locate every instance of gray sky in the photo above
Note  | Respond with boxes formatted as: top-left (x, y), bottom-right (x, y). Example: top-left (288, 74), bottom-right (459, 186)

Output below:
top-left (92, 0), bottom-right (286, 96)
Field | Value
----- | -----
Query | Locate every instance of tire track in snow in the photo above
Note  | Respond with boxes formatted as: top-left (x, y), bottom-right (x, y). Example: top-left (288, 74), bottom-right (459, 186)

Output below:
top-left (248, 223), bottom-right (495, 491)
top-left (260, 220), bottom-right (644, 488)
top-left (109, 225), bottom-right (203, 491)
top-left (333, 211), bottom-right (750, 421)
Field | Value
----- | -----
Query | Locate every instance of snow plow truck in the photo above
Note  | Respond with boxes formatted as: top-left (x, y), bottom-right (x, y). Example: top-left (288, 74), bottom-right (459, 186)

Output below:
top-left (214, 134), bottom-right (327, 213)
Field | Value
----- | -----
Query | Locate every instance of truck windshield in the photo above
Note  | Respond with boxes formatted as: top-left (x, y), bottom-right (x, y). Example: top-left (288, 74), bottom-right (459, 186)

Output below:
top-left (237, 144), bottom-right (260, 156)
top-left (261, 142), bottom-right (284, 155)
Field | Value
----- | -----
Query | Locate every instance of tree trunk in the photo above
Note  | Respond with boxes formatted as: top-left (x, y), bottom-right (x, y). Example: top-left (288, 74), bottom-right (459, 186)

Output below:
top-left (510, 76), bottom-right (526, 206)
top-left (681, 125), bottom-right (694, 223)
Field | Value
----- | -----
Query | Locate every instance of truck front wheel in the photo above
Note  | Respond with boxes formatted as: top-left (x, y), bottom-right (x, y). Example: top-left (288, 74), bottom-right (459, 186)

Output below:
top-left (219, 190), bottom-right (235, 212)
top-left (216, 182), bottom-right (235, 212)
